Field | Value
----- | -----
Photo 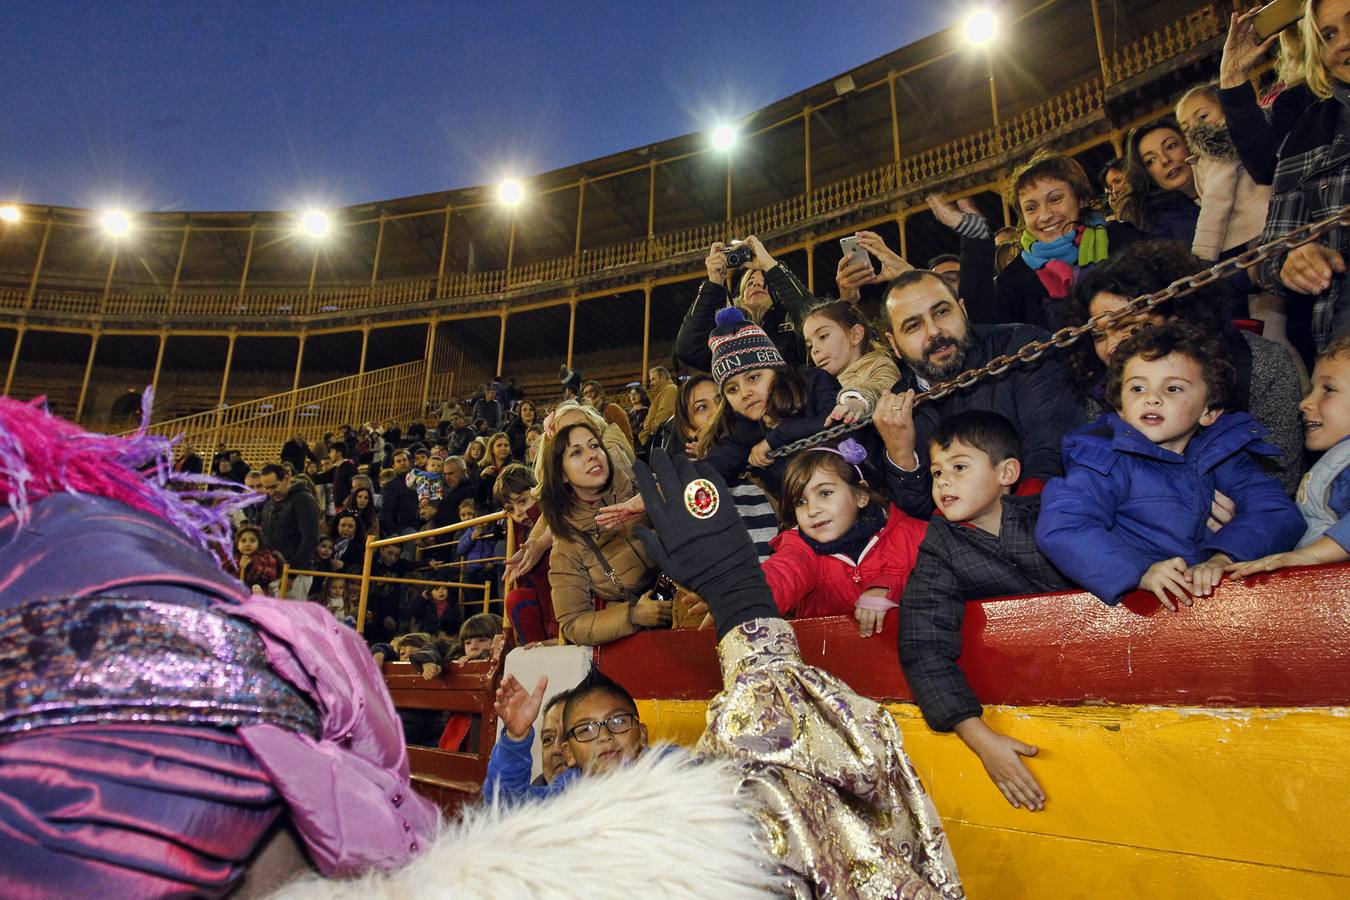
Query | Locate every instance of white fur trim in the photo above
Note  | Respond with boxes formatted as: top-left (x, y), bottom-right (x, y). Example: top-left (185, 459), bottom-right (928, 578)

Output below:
top-left (273, 748), bottom-right (781, 899)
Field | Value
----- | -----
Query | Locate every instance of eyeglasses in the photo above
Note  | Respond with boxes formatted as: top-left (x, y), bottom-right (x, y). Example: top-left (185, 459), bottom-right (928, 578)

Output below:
top-left (567, 712), bottom-right (639, 743)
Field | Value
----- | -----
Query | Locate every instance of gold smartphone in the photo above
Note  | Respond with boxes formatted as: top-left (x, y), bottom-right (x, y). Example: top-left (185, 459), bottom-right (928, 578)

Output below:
top-left (1252, 0), bottom-right (1304, 42)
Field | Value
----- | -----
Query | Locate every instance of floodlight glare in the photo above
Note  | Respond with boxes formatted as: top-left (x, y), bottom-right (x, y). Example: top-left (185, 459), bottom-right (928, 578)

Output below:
top-left (300, 210), bottom-right (331, 238)
top-left (0, 205), bottom-right (20, 223)
top-left (711, 124), bottom-right (738, 152)
top-left (100, 209), bottom-right (132, 236)
top-left (498, 179), bottom-right (524, 207)
top-left (964, 8), bottom-right (998, 45)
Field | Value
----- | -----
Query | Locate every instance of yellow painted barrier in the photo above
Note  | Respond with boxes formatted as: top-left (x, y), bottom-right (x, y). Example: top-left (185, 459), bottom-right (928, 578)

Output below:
top-left (635, 699), bottom-right (1350, 899)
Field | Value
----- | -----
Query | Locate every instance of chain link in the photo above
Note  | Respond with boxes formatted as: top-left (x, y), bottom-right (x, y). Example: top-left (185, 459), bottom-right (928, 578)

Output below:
top-left (766, 205), bottom-right (1350, 459)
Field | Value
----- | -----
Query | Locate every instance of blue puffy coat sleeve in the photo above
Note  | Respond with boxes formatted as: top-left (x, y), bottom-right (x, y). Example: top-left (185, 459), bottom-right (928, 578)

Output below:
top-left (1035, 465), bottom-right (1156, 605)
top-left (1203, 455), bottom-right (1305, 562)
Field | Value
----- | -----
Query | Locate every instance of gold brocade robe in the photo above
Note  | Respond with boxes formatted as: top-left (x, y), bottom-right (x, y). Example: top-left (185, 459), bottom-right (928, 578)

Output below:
top-left (698, 618), bottom-right (964, 899)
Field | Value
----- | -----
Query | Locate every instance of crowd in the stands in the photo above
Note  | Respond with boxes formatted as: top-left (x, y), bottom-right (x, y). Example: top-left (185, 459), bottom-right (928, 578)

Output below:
top-left (193, 5), bottom-right (1350, 809)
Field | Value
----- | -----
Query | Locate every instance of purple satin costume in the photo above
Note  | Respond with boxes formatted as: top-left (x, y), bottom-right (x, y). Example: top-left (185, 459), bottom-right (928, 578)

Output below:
top-left (0, 495), bottom-right (438, 897)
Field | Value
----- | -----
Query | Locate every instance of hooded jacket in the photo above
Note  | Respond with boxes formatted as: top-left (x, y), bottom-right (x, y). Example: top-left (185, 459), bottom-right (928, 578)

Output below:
top-left (763, 504), bottom-right (927, 620)
top-left (260, 480), bottom-right (321, 569)
top-left (1036, 411), bottom-right (1304, 604)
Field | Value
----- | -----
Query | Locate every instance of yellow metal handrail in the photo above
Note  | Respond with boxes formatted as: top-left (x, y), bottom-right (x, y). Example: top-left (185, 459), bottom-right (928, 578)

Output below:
top-left (355, 510), bottom-right (516, 633)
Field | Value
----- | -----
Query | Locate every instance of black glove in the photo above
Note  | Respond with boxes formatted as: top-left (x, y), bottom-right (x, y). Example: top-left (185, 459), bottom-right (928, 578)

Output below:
top-left (632, 450), bottom-right (777, 640)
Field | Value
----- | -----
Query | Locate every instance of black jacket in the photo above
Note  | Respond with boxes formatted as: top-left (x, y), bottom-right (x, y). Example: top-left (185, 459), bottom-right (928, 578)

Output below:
top-left (259, 481), bottom-right (321, 569)
top-left (883, 323), bottom-right (1084, 519)
top-left (675, 263), bottom-right (813, 372)
top-left (962, 222), bottom-right (1144, 329)
top-left (898, 494), bottom-right (1074, 732)
top-left (1218, 81), bottom-right (1319, 186)
top-left (379, 473), bottom-right (421, 535)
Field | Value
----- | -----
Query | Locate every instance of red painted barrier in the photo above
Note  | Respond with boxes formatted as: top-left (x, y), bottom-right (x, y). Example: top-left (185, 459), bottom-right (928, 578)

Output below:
top-left (594, 562), bottom-right (1350, 707)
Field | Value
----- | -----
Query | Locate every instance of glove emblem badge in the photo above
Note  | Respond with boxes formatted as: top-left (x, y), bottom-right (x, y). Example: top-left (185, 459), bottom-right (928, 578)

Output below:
top-left (684, 479), bottom-right (720, 519)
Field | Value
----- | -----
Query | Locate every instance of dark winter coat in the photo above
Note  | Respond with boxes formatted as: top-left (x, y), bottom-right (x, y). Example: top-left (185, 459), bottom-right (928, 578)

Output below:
top-left (675, 263), bottom-right (813, 372)
top-left (259, 481), bottom-right (321, 569)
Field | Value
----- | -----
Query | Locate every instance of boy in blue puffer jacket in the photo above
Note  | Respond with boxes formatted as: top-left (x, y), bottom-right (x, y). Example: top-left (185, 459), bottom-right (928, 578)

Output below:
top-left (1037, 320), bottom-right (1303, 609)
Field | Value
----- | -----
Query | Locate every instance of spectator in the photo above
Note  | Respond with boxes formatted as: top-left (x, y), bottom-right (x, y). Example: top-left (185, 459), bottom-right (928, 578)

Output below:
top-left (367, 543), bottom-right (415, 642)
top-left (1099, 157), bottom-right (1130, 219)
top-left (582, 381), bottom-right (635, 445)
top-left (342, 485), bottom-right (379, 538)
top-left (898, 411), bottom-right (1073, 812)
top-left (477, 432), bottom-right (516, 505)
top-left (1229, 330), bottom-right (1350, 578)
top-left (559, 364), bottom-right (583, 399)
top-left (455, 499), bottom-right (502, 603)
top-left (331, 511), bottom-right (365, 572)
top-left (411, 579), bottom-right (461, 640)
top-left (443, 410), bottom-right (476, 456)
top-left (697, 308), bottom-right (837, 498)
top-left (536, 420), bottom-right (669, 644)
top-left (227, 450), bottom-right (249, 483)
top-left (177, 442), bottom-right (203, 475)
top-left (1120, 118), bottom-right (1201, 244)
top-left (432, 455), bottom-right (479, 528)
top-left (506, 399), bottom-right (539, 459)
top-left (280, 430), bottom-right (314, 474)
top-left (379, 449), bottom-right (421, 555)
top-left (626, 385), bottom-right (650, 440)
top-left (407, 452), bottom-right (446, 507)
top-left (225, 523), bottom-right (282, 596)
top-left (458, 613), bottom-right (503, 661)
top-left (1036, 321), bottom-right (1304, 608)
top-left (676, 235), bottom-right (812, 372)
top-left (927, 253), bottom-right (961, 294)
top-left (214, 454), bottom-right (239, 483)
top-left (1217, 7), bottom-right (1318, 186)
top-left (494, 462), bottom-right (556, 644)
top-left (656, 372), bottom-right (777, 563)
top-left (311, 443), bottom-right (357, 509)
top-left (525, 425), bottom-right (544, 466)
top-left (464, 438), bottom-right (487, 478)
top-left (638, 366), bottom-right (677, 450)
top-left (537, 691), bottom-right (573, 785)
top-left (929, 153), bottom-right (1143, 330)
top-left (1254, 0), bottom-right (1350, 353)
top-left (762, 441), bottom-right (926, 633)
top-left (258, 463), bottom-right (321, 600)
top-left (1064, 240), bottom-right (1306, 494)
top-left (874, 269), bottom-right (1083, 519)
top-left (473, 384), bottom-right (504, 432)
top-left (801, 299), bottom-right (901, 425)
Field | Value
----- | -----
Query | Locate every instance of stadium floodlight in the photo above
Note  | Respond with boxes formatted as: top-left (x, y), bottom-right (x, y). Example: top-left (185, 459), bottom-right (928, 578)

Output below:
top-left (711, 124), bottom-right (738, 152)
top-left (100, 209), bottom-right (132, 237)
top-left (498, 179), bottom-right (524, 207)
top-left (964, 8), bottom-right (998, 46)
top-left (0, 205), bottom-right (20, 223)
top-left (300, 209), bottom-right (331, 239)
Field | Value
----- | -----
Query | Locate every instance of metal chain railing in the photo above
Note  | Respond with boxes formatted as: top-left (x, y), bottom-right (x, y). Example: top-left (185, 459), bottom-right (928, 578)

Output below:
top-left (767, 205), bottom-right (1350, 459)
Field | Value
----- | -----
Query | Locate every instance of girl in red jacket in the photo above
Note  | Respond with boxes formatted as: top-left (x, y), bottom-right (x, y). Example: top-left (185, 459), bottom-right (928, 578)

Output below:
top-left (765, 439), bottom-right (927, 637)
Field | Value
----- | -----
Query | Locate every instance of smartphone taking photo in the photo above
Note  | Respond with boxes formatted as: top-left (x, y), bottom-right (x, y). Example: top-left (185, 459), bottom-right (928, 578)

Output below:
top-left (1252, 0), bottom-right (1303, 41)
top-left (839, 235), bottom-right (874, 274)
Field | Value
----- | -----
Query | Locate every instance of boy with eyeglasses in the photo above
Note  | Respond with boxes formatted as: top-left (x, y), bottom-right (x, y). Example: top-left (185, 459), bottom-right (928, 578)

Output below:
top-left (486, 668), bottom-right (650, 800)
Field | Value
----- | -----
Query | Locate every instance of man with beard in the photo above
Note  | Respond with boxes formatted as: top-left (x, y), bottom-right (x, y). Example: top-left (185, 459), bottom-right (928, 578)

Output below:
top-left (873, 269), bottom-right (1082, 519)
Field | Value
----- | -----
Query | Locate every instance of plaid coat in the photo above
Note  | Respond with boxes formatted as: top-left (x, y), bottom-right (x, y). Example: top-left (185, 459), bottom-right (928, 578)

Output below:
top-left (1255, 96), bottom-right (1350, 349)
top-left (898, 494), bottom-right (1073, 733)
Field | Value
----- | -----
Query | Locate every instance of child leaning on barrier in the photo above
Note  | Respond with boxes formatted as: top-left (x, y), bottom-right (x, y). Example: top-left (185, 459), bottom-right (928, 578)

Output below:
top-left (898, 411), bottom-right (1075, 813)
top-left (1036, 320), bottom-right (1304, 609)
top-left (1229, 330), bottom-right (1350, 578)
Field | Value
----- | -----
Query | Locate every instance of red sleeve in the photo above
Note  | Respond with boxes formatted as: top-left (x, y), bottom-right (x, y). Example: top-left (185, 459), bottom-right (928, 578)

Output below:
top-left (1015, 477), bottom-right (1045, 497)
top-left (761, 533), bottom-right (821, 616)
top-left (885, 509), bottom-right (929, 600)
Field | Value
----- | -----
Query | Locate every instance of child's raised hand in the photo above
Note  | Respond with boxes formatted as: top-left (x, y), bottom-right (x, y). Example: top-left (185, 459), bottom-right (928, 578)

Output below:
top-left (748, 440), bottom-right (773, 469)
top-left (1139, 557), bottom-right (1193, 611)
top-left (495, 673), bottom-right (548, 741)
top-left (1184, 552), bottom-right (1232, 597)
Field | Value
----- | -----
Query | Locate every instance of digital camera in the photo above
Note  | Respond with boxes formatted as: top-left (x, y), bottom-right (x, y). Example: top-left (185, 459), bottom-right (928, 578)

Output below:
top-left (723, 242), bottom-right (756, 269)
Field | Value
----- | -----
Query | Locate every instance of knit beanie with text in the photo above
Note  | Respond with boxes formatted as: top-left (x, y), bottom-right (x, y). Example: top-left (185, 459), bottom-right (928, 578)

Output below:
top-left (708, 306), bottom-right (787, 387)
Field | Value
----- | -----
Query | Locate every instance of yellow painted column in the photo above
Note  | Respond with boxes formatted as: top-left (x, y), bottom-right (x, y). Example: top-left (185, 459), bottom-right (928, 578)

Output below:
top-left (987, 55), bottom-right (1001, 151)
top-left (284, 332), bottom-right (307, 437)
top-left (566, 297), bottom-right (578, 369)
top-left (99, 247), bottom-right (119, 313)
top-left (370, 214), bottom-right (387, 287)
top-left (238, 225), bottom-right (256, 298)
top-left (646, 159), bottom-right (656, 240)
top-left (148, 330), bottom-right (168, 413)
top-left (887, 72), bottom-right (901, 166)
top-left (3, 326), bottom-right (25, 396)
top-left (306, 246), bottom-right (320, 296)
top-left (348, 325), bottom-right (370, 425)
top-left (437, 205), bottom-right (453, 289)
top-left (725, 158), bottom-right (733, 224)
top-left (24, 219), bottom-right (53, 309)
top-left (75, 331), bottom-right (101, 423)
top-left (505, 214), bottom-right (517, 284)
top-left (496, 311), bottom-right (508, 378)
top-left (641, 283), bottom-right (652, 386)
top-left (169, 221), bottom-right (191, 314)
top-left (803, 106), bottom-right (813, 215)
top-left (574, 178), bottom-right (586, 274)
top-left (1090, 0), bottom-right (1112, 86)
top-left (805, 240), bottom-right (815, 295)
top-left (419, 317), bottom-right (438, 413)
top-left (211, 331), bottom-right (238, 454)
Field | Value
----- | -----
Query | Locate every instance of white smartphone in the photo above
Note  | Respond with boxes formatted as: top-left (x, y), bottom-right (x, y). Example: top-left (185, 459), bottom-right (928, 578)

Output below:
top-left (839, 235), bottom-right (873, 272)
